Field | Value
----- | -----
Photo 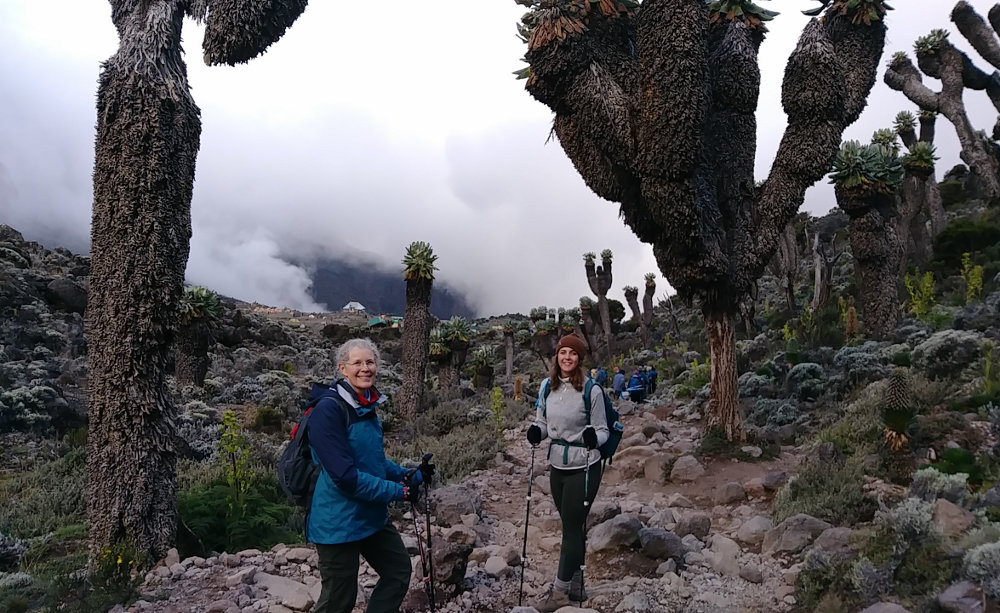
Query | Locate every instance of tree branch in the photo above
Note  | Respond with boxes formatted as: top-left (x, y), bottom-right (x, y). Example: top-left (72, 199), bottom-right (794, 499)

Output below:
top-left (745, 17), bottom-right (884, 286)
top-left (202, 0), bottom-right (308, 66)
top-left (952, 0), bottom-right (1000, 71)
top-left (885, 57), bottom-right (941, 111)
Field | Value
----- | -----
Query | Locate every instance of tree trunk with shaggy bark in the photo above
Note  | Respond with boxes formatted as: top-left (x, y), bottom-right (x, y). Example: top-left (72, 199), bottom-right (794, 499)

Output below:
top-left (838, 187), bottom-right (903, 338)
top-left (769, 222), bottom-right (799, 314)
top-left (88, 0), bottom-right (309, 566)
top-left (585, 255), bottom-right (614, 360)
top-left (400, 277), bottom-right (432, 419)
top-left (503, 329), bottom-right (514, 385)
top-left (175, 321), bottom-right (212, 387)
top-left (705, 309), bottom-right (741, 440)
top-left (518, 0), bottom-right (885, 440)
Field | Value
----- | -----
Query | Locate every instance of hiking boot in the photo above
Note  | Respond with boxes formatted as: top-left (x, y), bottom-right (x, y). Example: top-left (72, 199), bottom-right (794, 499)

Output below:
top-left (569, 570), bottom-right (588, 602)
top-left (533, 585), bottom-right (572, 613)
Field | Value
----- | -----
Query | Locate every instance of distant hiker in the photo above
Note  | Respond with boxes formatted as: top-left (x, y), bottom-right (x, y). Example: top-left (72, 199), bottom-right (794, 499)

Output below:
top-left (526, 334), bottom-right (609, 611)
top-left (647, 365), bottom-right (658, 394)
top-left (595, 365), bottom-right (608, 387)
top-left (612, 368), bottom-right (626, 399)
top-left (306, 338), bottom-right (430, 613)
top-left (627, 369), bottom-right (646, 403)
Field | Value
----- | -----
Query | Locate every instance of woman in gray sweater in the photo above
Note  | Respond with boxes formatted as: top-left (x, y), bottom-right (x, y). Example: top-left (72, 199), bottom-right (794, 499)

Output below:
top-left (526, 333), bottom-right (610, 611)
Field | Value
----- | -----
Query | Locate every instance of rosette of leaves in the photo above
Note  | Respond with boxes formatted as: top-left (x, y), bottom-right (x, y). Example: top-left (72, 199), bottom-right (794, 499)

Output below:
top-left (871, 128), bottom-right (900, 155)
top-left (180, 286), bottom-right (221, 325)
top-left (919, 109), bottom-right (938, 121)
top-left (881, 368), bottom-right (915, 451)
top-left (428, 327), bottom-right (450, 361)
top-left (888, 51), bottom-right (908, 69)
top-left (829, 140), bottom-right (903, 196)
top-left (600, 248), bottom-right (613, 261)
top-left (402, 241), bottom-right (438, 281)
top-left (534, 319), bottom-right (557, 336)
top-left (706, 0), bottom-right (779, 29)
top-left (514, 0), bottom-right (638, 58)
top-left (644, 272), bottom-right (656, 286)
top-left (442, 316), bottom-right (472, 347)
top-left (901, 141), bottom-right (938, 177)
top-left (914, 29), bottom-right (948, 56)
top-left (514, 329), bottom-right (532, 346)
top-left (564, 306), bottom-right (582, 323)
top-left (529, 306), bottom-right (549, 322)
top-left (802, 0), bottom-right (893, 25)
top-left (893, 111), bottom-right (917, 135)
top-left (471, 345), bottom-right (498, 369)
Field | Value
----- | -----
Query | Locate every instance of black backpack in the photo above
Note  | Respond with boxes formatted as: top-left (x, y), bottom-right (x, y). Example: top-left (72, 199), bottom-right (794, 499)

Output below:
top-left (540, 378), bottom-right (624, 463)
top-left (278, 383), bottom-right (345, 506)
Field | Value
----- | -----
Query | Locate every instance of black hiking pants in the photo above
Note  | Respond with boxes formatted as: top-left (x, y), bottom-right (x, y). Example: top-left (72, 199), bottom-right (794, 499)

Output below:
top-left (550, 462), bottom-right (603, 582)
top-left (314, 522), bottom-right (411, 613)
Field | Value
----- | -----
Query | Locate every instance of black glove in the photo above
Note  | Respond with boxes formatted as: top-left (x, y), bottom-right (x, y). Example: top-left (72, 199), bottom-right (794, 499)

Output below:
top-left (582, 426), bottom-right (598, 450)
top-left (527, 424), bottom-right (543, 446)
top-left (401, 483), bottom-right (421, 504)
top-left (419, 454), bottom-right (436, 483)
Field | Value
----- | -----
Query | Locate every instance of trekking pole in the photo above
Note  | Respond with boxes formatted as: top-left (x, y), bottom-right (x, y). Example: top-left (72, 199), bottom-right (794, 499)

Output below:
top-left (518, 443), bottom-right (538, 606)
top-left (408, 488), bottom-right (432, 609)
top-left (421, 452), bottom-right (436, 612)
top-left (579, 459), bottom-right (591, 605)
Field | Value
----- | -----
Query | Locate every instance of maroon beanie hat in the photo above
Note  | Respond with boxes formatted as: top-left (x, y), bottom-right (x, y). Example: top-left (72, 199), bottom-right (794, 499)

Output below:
top-left (556, 334), bottom-right (587, 357)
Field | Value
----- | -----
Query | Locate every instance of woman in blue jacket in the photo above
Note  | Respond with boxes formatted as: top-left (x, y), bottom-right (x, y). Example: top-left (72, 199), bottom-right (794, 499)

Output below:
top-left (307, 337), bottom-right (422, 613)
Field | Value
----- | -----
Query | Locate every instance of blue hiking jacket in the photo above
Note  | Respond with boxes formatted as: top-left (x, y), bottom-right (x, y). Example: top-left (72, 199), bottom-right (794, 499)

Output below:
top-left (305, 379), bottom-right (411, 544)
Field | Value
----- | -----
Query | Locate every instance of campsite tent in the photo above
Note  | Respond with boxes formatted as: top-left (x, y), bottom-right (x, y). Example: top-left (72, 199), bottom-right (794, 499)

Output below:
top-left (342, 301), bottom-right (366, 312)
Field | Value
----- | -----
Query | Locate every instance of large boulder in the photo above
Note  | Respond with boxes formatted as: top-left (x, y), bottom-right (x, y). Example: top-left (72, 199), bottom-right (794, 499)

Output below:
top-left (953, 291), bottom-right (1000, 332)
top-left (429, 485), bottom-right (482, 527)
top-left (587, 514), bottom-right (642, 552)
top-left (763, 514), bottom-right (831, 554)
top-left (45, 278), bottom-right (87, 314)
top-left (912, 330), bottom-right (983, 380)
top-left (637, 527), bottom-right (684, 560)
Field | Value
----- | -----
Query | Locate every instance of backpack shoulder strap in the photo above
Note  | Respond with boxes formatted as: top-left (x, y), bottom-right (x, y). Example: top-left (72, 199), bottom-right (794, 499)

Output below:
top-left (583, 378), bottom-right (595, 425)
top-left (539, 378), bottom-right (552, 417)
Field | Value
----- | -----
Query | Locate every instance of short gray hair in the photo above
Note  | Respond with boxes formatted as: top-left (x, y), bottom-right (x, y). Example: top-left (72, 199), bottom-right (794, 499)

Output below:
top-left (335, 338), bottom-right (381, 366)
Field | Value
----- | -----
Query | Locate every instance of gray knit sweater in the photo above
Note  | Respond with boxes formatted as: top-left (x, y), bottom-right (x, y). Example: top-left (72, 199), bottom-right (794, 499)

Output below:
top-left (533, 377), bottom-right (610, 470)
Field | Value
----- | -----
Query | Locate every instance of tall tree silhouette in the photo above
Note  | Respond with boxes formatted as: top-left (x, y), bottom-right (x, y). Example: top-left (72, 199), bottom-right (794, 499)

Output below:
top-left (514, 0), bottom-right (887, 440)
top-left (87, 0), bottom-right (308, 565)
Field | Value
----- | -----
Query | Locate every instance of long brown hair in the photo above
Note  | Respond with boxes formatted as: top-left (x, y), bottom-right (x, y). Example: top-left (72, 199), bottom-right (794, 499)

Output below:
top-left (549, 352), bottom-right (585, 392)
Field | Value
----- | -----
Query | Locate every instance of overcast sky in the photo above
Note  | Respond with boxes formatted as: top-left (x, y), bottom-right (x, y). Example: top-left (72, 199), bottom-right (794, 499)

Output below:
top-left (1, 0), bottom-right (997, 316)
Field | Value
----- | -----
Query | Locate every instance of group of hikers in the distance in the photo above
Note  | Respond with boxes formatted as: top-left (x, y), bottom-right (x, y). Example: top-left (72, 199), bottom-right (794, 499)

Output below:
top-left (296, 334), bottom-right (626, 612)
top-left (600, 362), bottom-right (657, 404)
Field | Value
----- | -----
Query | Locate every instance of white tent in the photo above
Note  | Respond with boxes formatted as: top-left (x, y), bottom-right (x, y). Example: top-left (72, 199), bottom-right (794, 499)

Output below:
top-left (342, 301), bottom-right (366, 312)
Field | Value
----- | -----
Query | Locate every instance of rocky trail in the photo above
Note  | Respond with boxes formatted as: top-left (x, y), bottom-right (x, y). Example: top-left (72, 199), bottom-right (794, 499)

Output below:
top-left (117, 397), bottom-right (815, 613)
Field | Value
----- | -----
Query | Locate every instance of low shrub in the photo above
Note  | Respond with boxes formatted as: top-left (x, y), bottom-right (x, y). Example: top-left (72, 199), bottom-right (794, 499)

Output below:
top-left (0, 448), bottom-right (86, 538)
top-left (772, 455), bottom-right (877, 525)
top-left (176, 473), bottom-right (297, 558)
top-left (388, 420), bottom-right (500, 483)
top-left (250, 405), bottom-right (283, 434)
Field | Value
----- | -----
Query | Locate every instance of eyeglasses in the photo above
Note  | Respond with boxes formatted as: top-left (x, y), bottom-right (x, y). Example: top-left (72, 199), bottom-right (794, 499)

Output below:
top-left (344, 359), bottom-right (377, 369)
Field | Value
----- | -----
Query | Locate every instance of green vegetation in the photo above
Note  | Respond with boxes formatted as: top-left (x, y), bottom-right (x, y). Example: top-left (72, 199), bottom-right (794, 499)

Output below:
top-left (772, 455), bottom-right (876, 525)
top-left (903, 269), bottom-right (936, 322)
top-left (960, 252), bottom-right (984, 304)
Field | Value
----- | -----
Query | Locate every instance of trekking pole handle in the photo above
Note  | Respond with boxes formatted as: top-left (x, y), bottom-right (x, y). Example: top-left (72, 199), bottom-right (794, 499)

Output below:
top-left (421, 452), bottom-right (434, 464)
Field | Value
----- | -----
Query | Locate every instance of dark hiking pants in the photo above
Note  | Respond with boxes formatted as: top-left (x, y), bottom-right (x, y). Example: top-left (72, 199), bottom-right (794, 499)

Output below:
top-left (550, 462), bottom-right (603, 582)
top-left (314, 522), bottom-right (411, 613)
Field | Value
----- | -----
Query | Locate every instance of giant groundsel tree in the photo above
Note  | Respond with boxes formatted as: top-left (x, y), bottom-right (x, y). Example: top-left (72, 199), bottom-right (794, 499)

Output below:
top-left (87, 0), bottom-right (308, 566)
top-left (885, 2), bottom-right (1000, 201)
top-left (400, 241), bottom-right (438, 421)
top-left (514, 0), bottom-right (888, 440)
